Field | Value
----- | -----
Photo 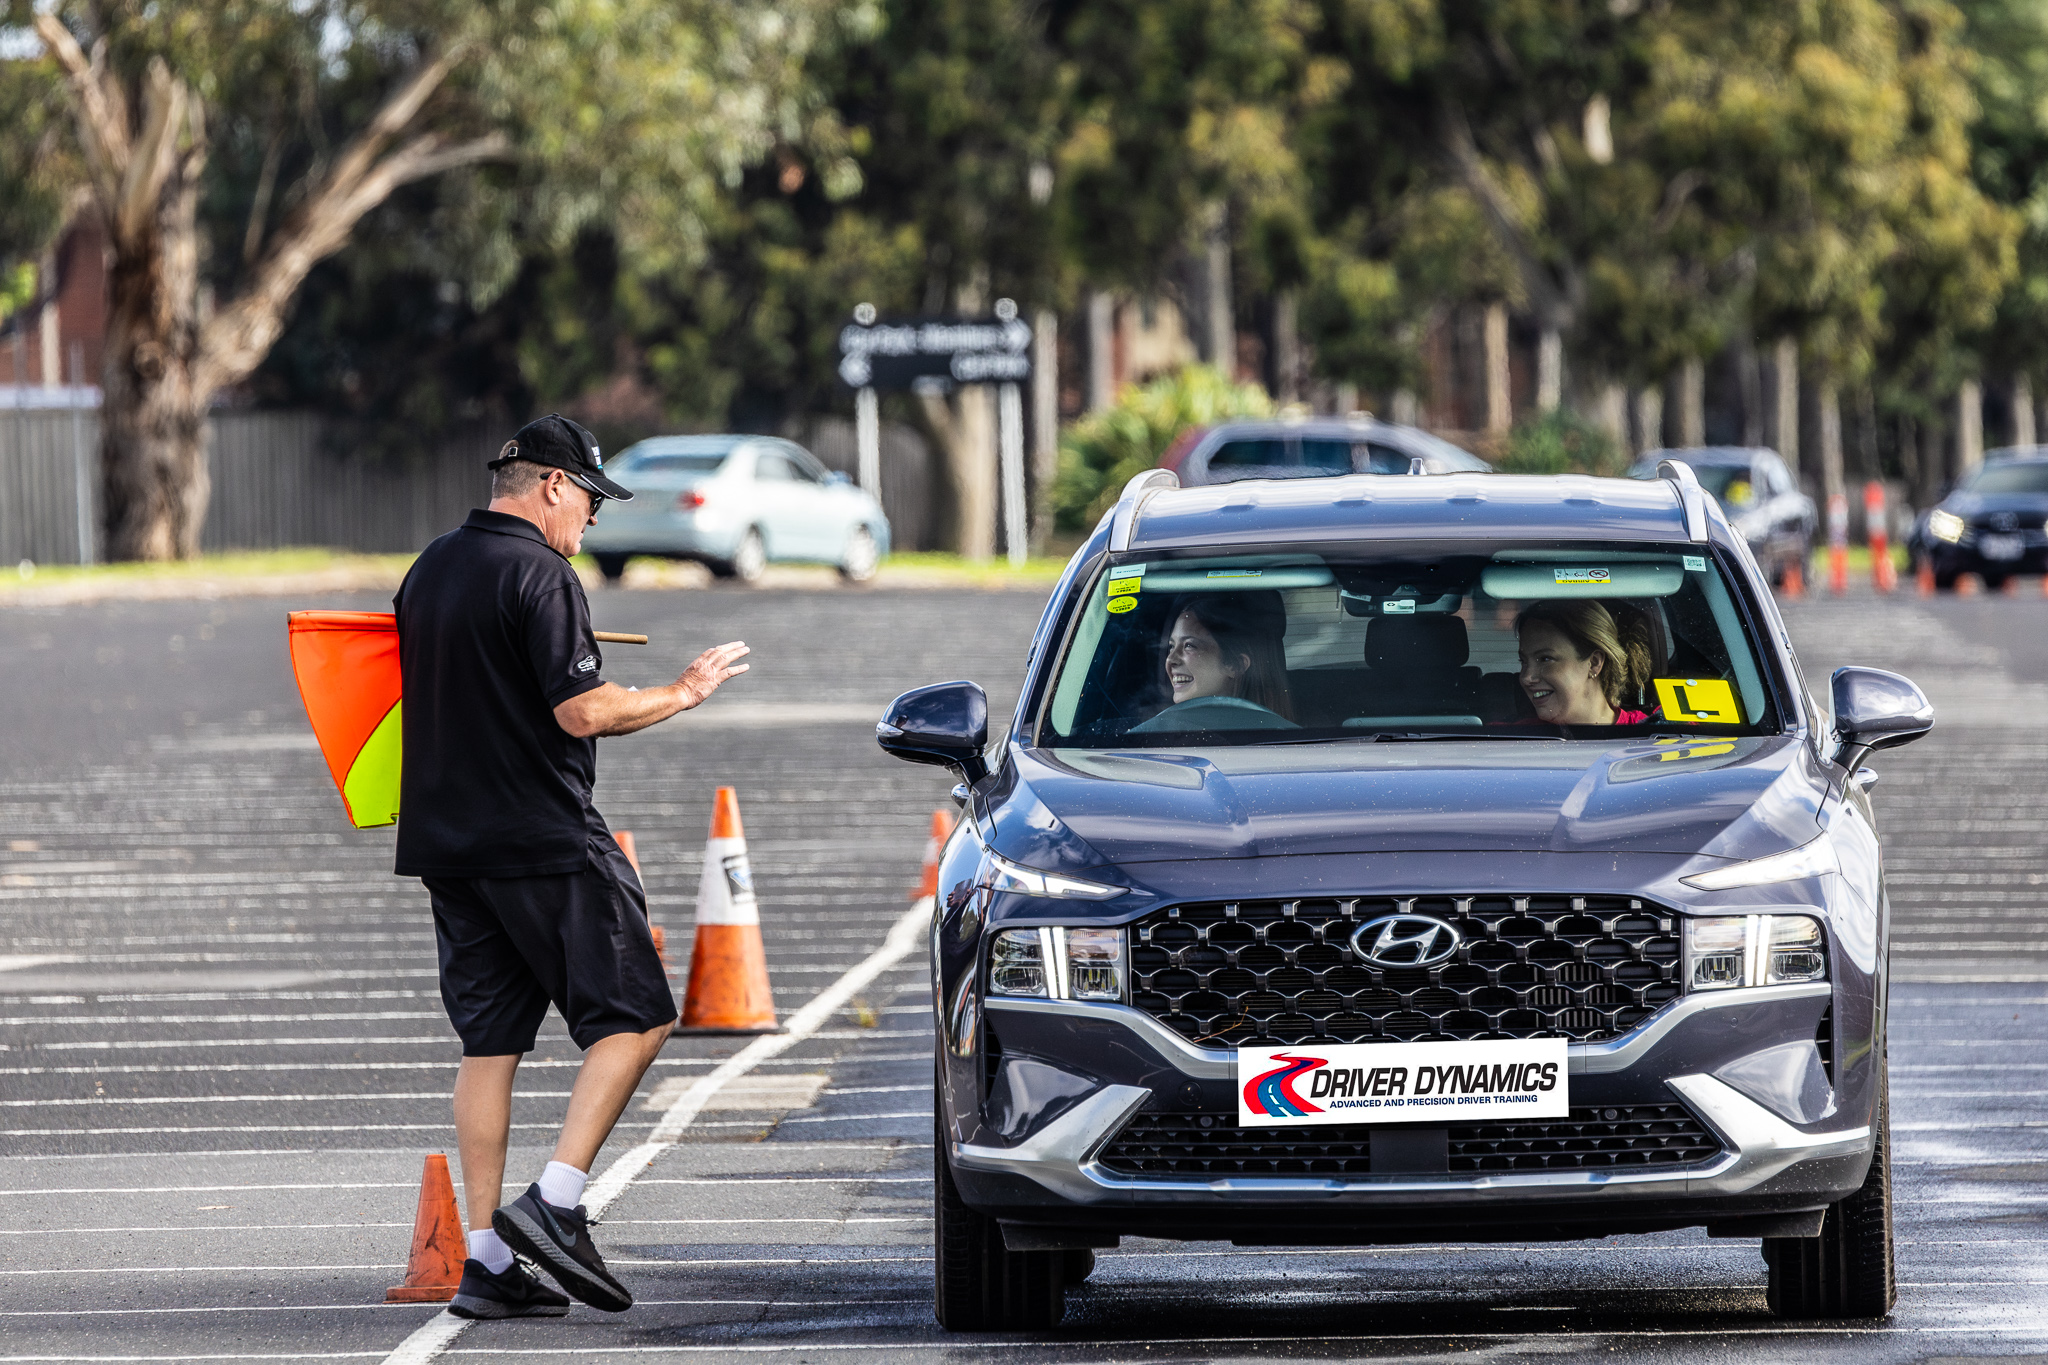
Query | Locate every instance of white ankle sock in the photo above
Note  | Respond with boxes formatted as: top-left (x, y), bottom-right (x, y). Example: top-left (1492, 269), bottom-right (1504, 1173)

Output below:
top-left (467, 1228), bottom-right (514, 1274)
top-left (537, 1160), bottom-right (588, 1210)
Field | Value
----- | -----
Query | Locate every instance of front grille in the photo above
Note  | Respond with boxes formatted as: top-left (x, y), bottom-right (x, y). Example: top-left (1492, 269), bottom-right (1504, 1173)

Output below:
top-left (1099, 1105), bottom-right (1722, 1178)
top-left (1127, 894), bottom-right (1682, 1046)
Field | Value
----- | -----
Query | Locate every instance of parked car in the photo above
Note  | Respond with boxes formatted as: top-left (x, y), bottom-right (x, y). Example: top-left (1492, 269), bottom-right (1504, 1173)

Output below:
top-left (879, 459), bottom-right (1931, 1330)
top-left (579, 435), bottom-right (890, 583)
top-left (1905, 448), bottom-right (2048, 590)
top-left (1162, 414), bottom-right (1493, 485)
top-left (1628, 447), bottom-right (1815, 585)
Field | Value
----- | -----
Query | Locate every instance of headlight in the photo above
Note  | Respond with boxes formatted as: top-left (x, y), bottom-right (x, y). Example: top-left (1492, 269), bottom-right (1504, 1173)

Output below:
top-left (986, 926), bottom-right (1127, 1001)
top-left (981, 850), bottom-right (1124, 900)
top-left (1680, 832), bottom-right (1837, 890)
top-left (988, 929), bottom-right (1048, 996)
top-left (1683, 914), bottom-right (1827, 991)
top-left (1928, 509), bottom-right (1965, 543)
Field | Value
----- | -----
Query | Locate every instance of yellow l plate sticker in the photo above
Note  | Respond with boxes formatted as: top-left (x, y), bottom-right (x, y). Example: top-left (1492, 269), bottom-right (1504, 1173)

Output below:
top-left (1655, 677), bottom-right (1741, 724)
top-left (1106, 595), bottom-right (1137, 614)
top-left (1107, 576), bottom-right (1142, 598)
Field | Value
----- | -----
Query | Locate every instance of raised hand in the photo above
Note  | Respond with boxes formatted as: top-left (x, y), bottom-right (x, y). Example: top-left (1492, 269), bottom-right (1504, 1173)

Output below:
top-left (674, 641), bottom-right (751, 710)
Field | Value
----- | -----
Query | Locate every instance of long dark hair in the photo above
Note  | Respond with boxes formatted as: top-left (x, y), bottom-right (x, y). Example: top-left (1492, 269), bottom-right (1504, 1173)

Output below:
top-left (1169, 591), bottom-right (1294, 720)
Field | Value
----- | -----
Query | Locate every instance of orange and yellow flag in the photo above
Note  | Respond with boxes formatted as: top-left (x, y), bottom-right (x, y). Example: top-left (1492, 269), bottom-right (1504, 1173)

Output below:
top-left (288, 611), bottom-right (402, 829)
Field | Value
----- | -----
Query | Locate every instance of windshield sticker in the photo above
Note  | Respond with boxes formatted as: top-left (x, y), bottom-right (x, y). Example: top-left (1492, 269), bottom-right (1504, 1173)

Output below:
top-left (1683, 555), bottom-right (1707, 572)
top-left (1106, 575), bottom-right (1143, 598)
top-left (1552, 567), bottom-right (1611, 585)
top-left (1654, 678), bottom-right (1741, 724)
top-left (1206, 568), bottom-right (1263, 579)
top-left (1106, 596), bottom-right (1137, 615)
top-left (1383, 599), bottom-right (1416, 614)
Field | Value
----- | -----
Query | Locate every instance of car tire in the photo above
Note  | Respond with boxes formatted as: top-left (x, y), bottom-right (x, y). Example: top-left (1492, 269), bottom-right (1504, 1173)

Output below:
top-left (593, 553), bottom-right (629, 584)
top-left (1764, 1066), bottom-right (1895, 1319)
top-left (1982, 572), bottom-right (2010, 591)
top-left (933, 1115), bottom-right (1066, 1331)
top-left (838, 526), bottom-right (881, 584)
top-left (730, 529), bottom-right (767, 584)
top-left (1933, 569), bottom-right (1959, 592)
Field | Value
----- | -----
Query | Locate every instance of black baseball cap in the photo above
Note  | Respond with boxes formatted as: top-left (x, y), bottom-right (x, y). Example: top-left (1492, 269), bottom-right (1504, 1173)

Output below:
top-left (489, 413), bottom-right (634, 502)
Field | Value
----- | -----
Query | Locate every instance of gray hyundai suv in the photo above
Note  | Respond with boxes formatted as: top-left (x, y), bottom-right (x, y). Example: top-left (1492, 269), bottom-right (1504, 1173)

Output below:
top-left (878, 462), bottom-right (1933, 1330)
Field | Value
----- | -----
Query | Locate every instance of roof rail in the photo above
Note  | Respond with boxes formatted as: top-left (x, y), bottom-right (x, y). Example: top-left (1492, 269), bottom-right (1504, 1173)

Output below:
top-left (1108, 468), bottom-right (1179, 552)
top-left (1657, 458), bottom-right (1709, 542)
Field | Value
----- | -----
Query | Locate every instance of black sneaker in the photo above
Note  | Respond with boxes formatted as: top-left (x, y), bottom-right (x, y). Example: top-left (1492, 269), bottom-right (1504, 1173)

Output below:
top-left (448, 1257), bottom-right (572, 1320)
top-left (492, 1185), bottom-right (633, 1313)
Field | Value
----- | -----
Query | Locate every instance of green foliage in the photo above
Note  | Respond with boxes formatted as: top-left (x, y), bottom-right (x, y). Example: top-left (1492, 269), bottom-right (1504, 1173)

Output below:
top-left (1053, 365), bottom-right (1272, 531)
top-left (1497, 408), bottom-right (1624, 477)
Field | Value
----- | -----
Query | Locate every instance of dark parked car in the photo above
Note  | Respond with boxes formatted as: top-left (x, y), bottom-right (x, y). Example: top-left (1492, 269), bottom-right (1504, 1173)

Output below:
top-left (1162, 414), bottom-right (1492, 485)
top-left (879, 460), bottom-right (1932, 1330)
top-left (1628, 447), bottom-right (1815, 585)
top-left (1906, 449), bottom-right (2048, 589)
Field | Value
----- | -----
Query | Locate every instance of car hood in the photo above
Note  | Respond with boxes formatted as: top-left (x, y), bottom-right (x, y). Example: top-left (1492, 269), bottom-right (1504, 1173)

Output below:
top-left (1943, 491), bottom-right (2048, 519)
top-left (988, 735), bottom-right (1829, 871)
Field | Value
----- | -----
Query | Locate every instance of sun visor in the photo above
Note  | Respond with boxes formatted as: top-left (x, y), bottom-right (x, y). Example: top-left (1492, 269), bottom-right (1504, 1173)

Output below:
top-left (1481, 559), bottom-right (1683, 599)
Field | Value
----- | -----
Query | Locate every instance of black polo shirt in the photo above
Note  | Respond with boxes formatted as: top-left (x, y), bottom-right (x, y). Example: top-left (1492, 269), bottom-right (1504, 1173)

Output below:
top-left (393, 509), bottom-right (608, 878)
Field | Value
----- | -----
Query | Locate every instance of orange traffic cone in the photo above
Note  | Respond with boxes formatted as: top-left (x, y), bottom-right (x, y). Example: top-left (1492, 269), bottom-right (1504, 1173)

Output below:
top-left (1958, 572), bottom-right (1981, 596)
top-left (614, 830), bottom-right (670, 969)
top-left (1916, 559), bottom-right (1935, 596)
top-left (386, 1154), bottom-right (465, 1303)
top-left (677, 788), bottom-right (779, 1034)
top-left (1781, 558), bottom-right (1805, 598)
top-left (913, 808), bottom-right (956, 901)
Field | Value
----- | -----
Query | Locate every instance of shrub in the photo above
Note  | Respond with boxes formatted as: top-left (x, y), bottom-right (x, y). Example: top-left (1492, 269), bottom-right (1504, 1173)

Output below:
top-left (1053, 365), bottom-right (1272, 531)
top-left (1497, 408), bottom-right (1624, 477)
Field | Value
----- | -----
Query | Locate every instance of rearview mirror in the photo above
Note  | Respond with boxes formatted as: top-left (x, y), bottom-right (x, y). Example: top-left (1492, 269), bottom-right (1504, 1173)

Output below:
top-left (1830, 666), bottom-right (1933, 770)
top-left (877, 681), bottom-right (989, 783)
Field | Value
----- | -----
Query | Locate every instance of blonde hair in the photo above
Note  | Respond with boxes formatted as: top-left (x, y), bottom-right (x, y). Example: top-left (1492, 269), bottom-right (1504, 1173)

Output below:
top-left (1515, 600), bottom-right (1653, 711)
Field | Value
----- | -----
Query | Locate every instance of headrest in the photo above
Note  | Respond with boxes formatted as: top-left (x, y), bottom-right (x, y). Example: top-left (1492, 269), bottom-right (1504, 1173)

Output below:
top-left (1365, 615), bottom-right (1469, 673)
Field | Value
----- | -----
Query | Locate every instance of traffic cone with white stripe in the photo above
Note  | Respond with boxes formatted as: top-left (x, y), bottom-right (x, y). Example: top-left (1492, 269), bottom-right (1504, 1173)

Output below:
top-left (912, 808), bottom-right (955, 901)
top-left (676, 788), bottom-right (780, 1034)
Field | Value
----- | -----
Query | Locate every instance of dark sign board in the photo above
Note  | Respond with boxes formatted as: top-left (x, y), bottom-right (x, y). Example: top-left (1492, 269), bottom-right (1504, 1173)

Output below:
top-left (838, 309), bottom-right (1033, 391)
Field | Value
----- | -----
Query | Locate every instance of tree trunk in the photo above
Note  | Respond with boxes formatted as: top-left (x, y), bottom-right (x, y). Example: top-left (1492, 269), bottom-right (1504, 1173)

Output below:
top-left (1818, 382), bottom-right (1845, 514)
top-left (1676, 358), bottom-right (1706, 447)
top-left (1029, 308), bottom-right (1059, 553)
top-left (1085, 291), bottom-right (1115, 412)
top-left (1772, 338), bottom-right (1799, 476)
top-left (1483, 302), bottom-right (1511, 433)
top-left (1634, 384), bottom-right (1664, 456)
top-left (99, 164), bottom-right (210, 559)
top-left (2014, 374), bottom-right (2036, 448)
top-left (1203, 201), bottom-right (1234, 375)
top-left (1536, 327), bottom-right (1562, 412)
top-left (1956, 380), bottom-right (1983, 478)
top-left (1272, 290), bottom-right (1300, 404)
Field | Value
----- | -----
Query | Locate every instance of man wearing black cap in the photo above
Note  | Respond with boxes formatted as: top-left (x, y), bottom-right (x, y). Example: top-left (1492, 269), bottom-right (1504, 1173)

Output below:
top-left (393, 414), bottom-right (750, 1320)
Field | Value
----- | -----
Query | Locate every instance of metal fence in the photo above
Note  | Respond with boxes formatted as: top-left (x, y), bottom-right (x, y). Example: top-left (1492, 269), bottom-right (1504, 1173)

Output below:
top-left (1, 407), bottom-right (941, 564)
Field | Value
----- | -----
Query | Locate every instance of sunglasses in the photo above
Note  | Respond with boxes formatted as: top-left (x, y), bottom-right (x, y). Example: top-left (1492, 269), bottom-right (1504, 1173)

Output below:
top-left (561, 471), bottom-right (607, 515)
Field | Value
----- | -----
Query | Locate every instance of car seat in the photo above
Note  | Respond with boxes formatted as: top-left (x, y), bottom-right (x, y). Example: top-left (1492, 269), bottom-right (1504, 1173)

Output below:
top-left (1357, 616), bottom-right (1481, 718)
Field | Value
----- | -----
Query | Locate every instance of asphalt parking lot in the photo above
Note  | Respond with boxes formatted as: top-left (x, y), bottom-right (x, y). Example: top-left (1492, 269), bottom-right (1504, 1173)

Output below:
top-left (2, 580), bottom-right (2046, 1362)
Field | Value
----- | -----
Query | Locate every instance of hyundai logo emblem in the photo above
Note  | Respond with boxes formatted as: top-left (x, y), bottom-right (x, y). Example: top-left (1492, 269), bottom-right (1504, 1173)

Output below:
top-left (1351, 914), bottom-right (1462, 968)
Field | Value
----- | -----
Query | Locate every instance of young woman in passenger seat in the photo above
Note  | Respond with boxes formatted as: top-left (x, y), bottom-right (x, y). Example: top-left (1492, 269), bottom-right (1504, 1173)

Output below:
top-left (1511, 599), bottom-right (1657, 727)
top-left (1130, 592), bottom-right (1295, 730)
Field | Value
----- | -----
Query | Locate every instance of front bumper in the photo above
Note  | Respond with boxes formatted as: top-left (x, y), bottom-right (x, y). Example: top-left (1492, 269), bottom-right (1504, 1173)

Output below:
top-left (950, 984), bottom-right (1871, 1241)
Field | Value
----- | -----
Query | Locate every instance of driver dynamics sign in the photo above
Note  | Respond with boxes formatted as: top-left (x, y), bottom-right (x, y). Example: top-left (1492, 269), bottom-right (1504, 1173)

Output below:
top-left (1238, 1038), bottom-right (1570, 1126)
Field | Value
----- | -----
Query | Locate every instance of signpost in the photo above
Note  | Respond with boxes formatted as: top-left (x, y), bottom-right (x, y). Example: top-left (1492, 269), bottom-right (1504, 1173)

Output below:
top-left (839, 301), bottom-right (1034, 567)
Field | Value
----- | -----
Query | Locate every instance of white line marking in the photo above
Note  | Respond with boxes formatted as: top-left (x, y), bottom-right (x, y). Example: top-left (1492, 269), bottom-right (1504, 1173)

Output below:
top-left (5, 1183), bottom-right (415, 1196)
top-left (0, 1223), bottom-right (408, 1235)
top-left (0, 1092), bottom-right (572, 1108)
top-left (377, 897), bottom-right (932, 1365)
top-left (0, 1264), bottom-right (403, 1276)
top-left (819, 1084), bottom-right (929, 1095)
top-left (0, 1012), bottom-right (442, 1027)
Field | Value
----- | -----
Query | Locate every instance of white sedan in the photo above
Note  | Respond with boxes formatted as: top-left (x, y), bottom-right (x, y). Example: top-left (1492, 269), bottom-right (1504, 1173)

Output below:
top-left (581, 435), bottom-right (891, 584)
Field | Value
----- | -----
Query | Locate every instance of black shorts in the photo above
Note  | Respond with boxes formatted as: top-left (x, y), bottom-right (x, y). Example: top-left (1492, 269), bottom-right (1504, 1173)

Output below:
top-left (425, 834), bottom-right (678, 1055)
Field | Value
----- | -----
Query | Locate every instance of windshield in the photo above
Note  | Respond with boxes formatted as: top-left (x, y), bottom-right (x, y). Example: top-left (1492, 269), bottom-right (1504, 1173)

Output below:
top-left (1963, 462), bottom-right (2048, 495)
top-left (1629, 460), bottom-right (1756, 507)
top-left (1039, 542), bottom-right (1781, 747)
top-left (614, 452), bottom-right (729, 478)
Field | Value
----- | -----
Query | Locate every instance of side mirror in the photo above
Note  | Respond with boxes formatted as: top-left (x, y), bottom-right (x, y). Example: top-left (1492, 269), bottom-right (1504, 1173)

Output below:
top-left (1830, 666), bottom-right (1933, 771)
top-left (877, 681), bottom-right (989, 783)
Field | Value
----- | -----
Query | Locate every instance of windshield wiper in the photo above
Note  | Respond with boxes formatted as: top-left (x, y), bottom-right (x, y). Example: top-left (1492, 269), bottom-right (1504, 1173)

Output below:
top-left (1262, 730), bottom-right (1565, 745)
